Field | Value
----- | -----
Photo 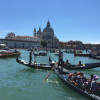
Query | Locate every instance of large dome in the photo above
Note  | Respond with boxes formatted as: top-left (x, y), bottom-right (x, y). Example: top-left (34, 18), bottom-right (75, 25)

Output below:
top-left (43, 27), bottom-right (54, 33)
top-left (43, 21), bottom-right (54, 33)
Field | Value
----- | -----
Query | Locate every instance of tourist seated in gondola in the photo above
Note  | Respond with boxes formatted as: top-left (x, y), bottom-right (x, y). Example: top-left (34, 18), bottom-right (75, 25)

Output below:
top-left (68, 72), bottom-right (74, 81)
top-left (15, 49), bottom-right (18, 53)
top-left (72, 72), bottom-right (78, 81)
top-left (77, 73), bottom-right (87, 83)
top-left (65, 59), bottom-right (70, 66)
top-left (76, 76), bottom-right (83, 87)
top-left (84, 78), bottom-right (91, 92)
top-left (78, 61), bottom-right (82, 66)
top-left (91, 75), bottom-right (99, 95)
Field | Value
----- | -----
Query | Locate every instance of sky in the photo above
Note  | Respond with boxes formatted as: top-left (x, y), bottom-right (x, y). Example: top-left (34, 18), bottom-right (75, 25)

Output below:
top-left (0, 0), bottom-right (100, 44)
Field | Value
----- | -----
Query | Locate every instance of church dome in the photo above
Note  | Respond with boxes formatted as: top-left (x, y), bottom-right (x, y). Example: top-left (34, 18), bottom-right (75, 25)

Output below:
top-left (43, 21), bottom-right (54, 33)
top-left (43, 27), bottom-right (54, 33)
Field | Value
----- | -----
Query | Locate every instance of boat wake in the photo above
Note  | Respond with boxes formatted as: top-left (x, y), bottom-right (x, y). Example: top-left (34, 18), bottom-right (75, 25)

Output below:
top-left (46, 79), bottom-right (59, 84)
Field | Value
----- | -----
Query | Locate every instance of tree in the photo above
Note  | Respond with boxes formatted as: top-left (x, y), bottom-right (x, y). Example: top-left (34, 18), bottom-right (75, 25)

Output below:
top-left (41, 40), bottom-right (47, 48)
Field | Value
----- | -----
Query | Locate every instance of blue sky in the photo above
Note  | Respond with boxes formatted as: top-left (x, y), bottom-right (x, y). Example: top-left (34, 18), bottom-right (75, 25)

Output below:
top-left (0, 0), bottom-right (100, 44)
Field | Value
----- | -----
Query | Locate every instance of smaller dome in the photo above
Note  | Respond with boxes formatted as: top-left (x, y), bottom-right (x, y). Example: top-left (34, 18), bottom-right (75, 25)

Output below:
top-left (37, 27), bottom-right (41, 34)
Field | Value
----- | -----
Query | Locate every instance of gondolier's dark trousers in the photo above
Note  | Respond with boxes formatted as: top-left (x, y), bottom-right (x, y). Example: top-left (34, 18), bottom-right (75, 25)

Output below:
top-left (29, 56), bottom-right (32, 64)
top-left (58, 59), bottom-right (63, 66)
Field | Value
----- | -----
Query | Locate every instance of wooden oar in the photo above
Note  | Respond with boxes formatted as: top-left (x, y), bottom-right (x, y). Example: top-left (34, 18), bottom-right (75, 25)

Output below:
top-left (42, 68), bottom-right (54, 83)
top-left (42, 61), bottom-right (57, 83)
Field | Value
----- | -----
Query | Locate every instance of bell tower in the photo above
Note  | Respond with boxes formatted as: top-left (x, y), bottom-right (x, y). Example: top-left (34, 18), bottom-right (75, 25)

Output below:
top-left (33, 28), bottom-right (36, 37)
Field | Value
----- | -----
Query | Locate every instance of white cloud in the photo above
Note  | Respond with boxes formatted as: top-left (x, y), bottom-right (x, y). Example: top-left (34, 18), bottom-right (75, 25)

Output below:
top-left (89, 41), bottom-right (100, 44)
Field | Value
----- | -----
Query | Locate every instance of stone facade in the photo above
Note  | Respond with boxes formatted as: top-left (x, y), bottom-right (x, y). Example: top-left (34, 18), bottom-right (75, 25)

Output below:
top-left (33, 21), bottom-right (59, 48)
top-left (3, 32), bottom-right (40, 48)
top-left (59, 40), bottom-right (83, 49)
top-left (5, 32), bottom-right (40, 42)
top-left (0, 39), bottom-right (40, 49)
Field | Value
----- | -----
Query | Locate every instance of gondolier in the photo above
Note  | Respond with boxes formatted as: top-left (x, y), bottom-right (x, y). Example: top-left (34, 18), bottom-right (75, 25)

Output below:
top-left (58, 50), bottom-right (64, 70)
top-left (29, 51), bottom-right (32, 64)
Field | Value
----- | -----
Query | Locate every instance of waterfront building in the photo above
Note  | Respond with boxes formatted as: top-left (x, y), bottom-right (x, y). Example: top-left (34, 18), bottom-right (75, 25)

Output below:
top-left (33, 21), bottom-right (59, 48)
top-left (0, 39), bottom-right (40, 49)
top-left (5, 32), bottom-right (40, 42)
top-left (3, 32), bottom-right (40, 48)
top-left (59, 40), bottom-right (83, 49)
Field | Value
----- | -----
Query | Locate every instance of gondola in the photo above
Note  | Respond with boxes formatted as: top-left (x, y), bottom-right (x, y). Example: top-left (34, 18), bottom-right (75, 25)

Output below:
top-left (63, 62), bottom-right (100, 69)
top-left (55, 68), bottom-right (100, 100)
top-left (50, 49), bottom-right (55, 53)
top-left (89, 54), bottom-right (100, 60)
top-left (34, 52), bottom-right (47, 56)
top-left (49, 59), bottom-right (100, 69)
top-left (16, 57), bottom-right (53, 69)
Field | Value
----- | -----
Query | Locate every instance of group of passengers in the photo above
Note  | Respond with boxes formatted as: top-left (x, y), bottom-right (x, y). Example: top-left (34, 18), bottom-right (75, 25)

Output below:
top-left (57, 50), bottom-right (100, 95)
top-left (65, 60), bottom-right (83, 66)
top-left (67, 72), bottom-right (100, 95)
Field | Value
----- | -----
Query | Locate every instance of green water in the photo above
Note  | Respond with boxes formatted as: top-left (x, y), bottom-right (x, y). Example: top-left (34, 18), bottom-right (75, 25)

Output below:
top-left (0, 49), bottom-right (100, 100)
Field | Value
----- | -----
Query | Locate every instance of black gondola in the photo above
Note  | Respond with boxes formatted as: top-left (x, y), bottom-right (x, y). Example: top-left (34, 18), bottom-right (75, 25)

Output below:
top-left (63, 62), bottom-right (100, 69)
top-left (55, 68), bottom-right (100, 100)
top-left (34, 52), bottom-right (47, 56)
top-left (50, 49), bottom-right (55, 53)
top-left (16, 57), bottom-right (52, 69)
top-left (89, 54), bottom-right (100, 60)
top-left (49, 59), bottom-right (100, 69)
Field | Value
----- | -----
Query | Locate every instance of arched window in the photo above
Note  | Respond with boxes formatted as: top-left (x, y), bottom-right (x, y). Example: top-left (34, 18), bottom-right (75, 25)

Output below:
top-left (14, 43), bottom-right (17, 48)
top-left (48, 41), bottom-right (51, 43)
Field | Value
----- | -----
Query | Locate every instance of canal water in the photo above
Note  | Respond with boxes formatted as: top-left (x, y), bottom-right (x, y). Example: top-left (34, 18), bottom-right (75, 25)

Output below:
top-left (0, 49), bottom-right (100, 100)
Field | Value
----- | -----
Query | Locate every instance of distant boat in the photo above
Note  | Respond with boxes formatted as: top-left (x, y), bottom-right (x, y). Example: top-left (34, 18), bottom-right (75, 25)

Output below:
top-left (65, 50), bottom-right (82, 54)
top-left (0, 44), bottom-right (8, 50)
top-left (74, 53), bottom-right (90, 57)
top-left (50, 49), bottom-right (55, 53)
top-left (89, 54), bottom-right (100, 60)
top-left (34, 52), bottom-right (47, 56)
top-left (55, 50), bottom-right (59, 56)
top-left (74, 48), bottom-right (89, 57)
top-left (0, 50), bottom-right (21, 58)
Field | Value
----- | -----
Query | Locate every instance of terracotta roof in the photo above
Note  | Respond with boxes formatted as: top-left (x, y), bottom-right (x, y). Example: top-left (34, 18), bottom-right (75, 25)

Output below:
top-left (66, 45), bottom-right (77, 47)
top-left (0, 38), bottom-right (39, 42)
top-left (15, 36), bottom-right (40, 39)
top-left (59, 41), bottom-right (68, 43)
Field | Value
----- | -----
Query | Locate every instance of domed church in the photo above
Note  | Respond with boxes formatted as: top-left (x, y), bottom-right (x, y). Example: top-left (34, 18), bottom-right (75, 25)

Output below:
top-left (33, 21), bottom-right (59, 48)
